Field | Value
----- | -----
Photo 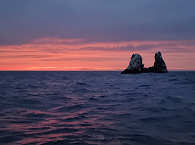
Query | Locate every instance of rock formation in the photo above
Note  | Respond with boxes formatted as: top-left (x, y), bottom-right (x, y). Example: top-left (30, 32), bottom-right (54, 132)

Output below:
top-left (153, 51), bottom-right (168, 73)
top-left (121, 54), bottom-right (144, 74)
top-left (121, 51), bottom-right (168, 74)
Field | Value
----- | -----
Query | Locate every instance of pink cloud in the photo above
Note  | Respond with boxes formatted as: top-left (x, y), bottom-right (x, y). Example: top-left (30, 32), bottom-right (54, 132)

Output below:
top-left (0, 37), bottom-right (195, 70)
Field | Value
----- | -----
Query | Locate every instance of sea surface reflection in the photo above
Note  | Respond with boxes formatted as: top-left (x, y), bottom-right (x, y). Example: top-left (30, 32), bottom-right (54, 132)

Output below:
top-left (0, 71), bottom-right (195, 145)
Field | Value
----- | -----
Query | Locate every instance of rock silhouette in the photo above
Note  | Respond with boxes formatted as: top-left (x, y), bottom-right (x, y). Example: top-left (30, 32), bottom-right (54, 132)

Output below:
top-left (121, 51), bottom-right (168, 74)
top-left (121, 54), bottom-right (144, 74)
top-left (153, 51), bottom-right (168, 73)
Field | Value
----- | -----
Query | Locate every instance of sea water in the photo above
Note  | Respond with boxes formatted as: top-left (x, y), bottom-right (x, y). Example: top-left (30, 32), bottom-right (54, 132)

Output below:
top-left (0, 71), bottom-right (195, 145)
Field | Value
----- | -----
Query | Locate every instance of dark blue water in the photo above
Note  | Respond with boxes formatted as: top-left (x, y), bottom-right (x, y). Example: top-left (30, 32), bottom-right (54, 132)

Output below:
top-left (0, 71), bottom-right (195, 145)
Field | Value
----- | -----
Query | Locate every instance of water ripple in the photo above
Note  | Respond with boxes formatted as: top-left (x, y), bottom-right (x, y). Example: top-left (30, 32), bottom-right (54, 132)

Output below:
top-left (0, 71), bottom-right (195, 145)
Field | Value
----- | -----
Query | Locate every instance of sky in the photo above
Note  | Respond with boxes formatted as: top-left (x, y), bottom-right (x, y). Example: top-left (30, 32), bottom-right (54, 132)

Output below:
top-left (1, 0), bottom-right (195, 70)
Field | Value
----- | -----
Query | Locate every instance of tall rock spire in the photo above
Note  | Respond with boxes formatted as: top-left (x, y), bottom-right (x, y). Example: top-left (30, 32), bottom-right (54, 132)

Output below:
top-left (153, 51), bottom-right (168, 73)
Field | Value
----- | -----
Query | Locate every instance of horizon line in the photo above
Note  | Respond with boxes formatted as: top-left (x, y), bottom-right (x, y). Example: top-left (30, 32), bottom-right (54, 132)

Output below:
top-left (0, 69), bottom-right (195, 72)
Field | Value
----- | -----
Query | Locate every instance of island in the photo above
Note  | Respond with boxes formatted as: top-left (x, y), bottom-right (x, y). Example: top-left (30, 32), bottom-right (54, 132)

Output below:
top-left (121, 51), bottom-right (168, 74)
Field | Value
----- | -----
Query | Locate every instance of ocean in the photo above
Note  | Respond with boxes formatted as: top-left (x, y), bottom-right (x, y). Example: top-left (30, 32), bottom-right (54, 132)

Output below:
top-left (0, 71), bottom-right (195, 145)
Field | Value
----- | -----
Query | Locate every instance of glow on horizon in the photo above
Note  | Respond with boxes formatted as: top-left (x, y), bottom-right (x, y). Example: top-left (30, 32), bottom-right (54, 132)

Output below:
top-left (1, 38), bottom-right (195, 71)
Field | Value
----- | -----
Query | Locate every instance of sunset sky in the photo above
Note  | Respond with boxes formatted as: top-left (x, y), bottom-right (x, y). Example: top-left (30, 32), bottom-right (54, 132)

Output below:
top-left (1, 0), bottom-right (195, 70)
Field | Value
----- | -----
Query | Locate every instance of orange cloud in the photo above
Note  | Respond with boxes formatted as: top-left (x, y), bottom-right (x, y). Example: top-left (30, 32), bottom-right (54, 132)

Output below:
top-left (0, 38), bottom-right (195, 70)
